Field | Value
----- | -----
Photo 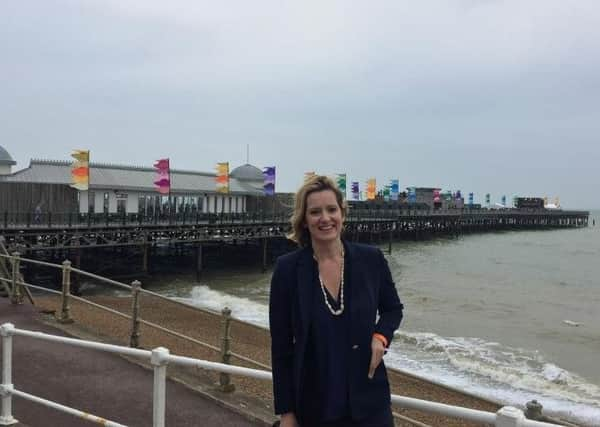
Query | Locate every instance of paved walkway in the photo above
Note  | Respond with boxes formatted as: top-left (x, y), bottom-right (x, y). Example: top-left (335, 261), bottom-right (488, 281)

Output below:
top-left (0, 298), bottom-right (261, 427)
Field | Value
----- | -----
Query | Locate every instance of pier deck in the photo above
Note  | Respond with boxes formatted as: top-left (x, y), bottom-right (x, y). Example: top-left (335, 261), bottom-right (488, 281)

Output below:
top-left (0, 209), bottom-right (590, 252)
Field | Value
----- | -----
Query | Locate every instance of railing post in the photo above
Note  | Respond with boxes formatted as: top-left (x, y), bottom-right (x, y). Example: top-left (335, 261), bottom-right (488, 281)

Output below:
top-left (219, 307), bottom-right (235, 392)
top-left (9, 253), bottom-right (21, 305)
top-left (59, 260), bottom-right (74, 324)
top-left (0, 323), bottom-right (17, 426)
top-left (151, 347), bottom-right (169, 427)
top-left (524, 400), bottom-right (543, 420)
top-left (129, 280), bottom-right (142, 348)
top-left (495, 406), bottom-right (525, 427)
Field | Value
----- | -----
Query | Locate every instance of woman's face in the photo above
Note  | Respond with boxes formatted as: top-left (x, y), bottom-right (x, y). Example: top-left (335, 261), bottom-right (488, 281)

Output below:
top-left (304, 189), bottom-right (344, 245)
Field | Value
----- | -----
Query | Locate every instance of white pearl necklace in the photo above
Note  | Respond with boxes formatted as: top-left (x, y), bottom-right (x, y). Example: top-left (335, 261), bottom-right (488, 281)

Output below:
top-left (314, 248), bottom-right (345, 316)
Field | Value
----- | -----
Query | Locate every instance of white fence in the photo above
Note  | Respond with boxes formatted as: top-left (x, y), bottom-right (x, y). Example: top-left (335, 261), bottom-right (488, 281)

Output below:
top-left (0, 322), bottom-right (563, 427)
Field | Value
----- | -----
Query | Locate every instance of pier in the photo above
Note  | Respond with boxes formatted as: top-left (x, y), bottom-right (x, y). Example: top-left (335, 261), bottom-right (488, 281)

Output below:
top-left (0, 208), bottom-right (589, 284)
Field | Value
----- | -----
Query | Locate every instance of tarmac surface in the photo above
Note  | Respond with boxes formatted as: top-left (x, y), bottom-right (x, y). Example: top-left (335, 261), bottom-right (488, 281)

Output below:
top-left (0, 297), bottom-right (260, 427)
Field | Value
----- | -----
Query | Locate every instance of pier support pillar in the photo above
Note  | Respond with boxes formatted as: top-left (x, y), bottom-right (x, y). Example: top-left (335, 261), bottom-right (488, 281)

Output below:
top-left (388, 228), bottom-right (393, 254)
top-left (196, 245), bottom-right (203, 282)
top-left (262, 238), bottom-right (268, 273)
top-left (142, 244), bottom-right (149, 274)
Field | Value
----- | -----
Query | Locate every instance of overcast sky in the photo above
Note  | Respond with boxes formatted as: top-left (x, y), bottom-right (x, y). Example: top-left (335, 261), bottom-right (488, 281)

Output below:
top-left (2, 1), bottom-right (599, 208)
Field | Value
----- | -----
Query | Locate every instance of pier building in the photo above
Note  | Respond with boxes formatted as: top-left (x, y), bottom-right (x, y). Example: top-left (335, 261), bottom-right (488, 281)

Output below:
top-left (0, 148), bottom-right (275, 216)
top-left (0, 145), bottom-right (16, 175)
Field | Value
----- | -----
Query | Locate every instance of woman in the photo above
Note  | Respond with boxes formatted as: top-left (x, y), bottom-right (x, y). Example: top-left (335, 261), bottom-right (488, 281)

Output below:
top-left (269, 175), bottom-right (404, 427)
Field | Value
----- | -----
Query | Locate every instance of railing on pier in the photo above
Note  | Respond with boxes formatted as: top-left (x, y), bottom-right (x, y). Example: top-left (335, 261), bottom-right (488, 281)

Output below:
top-left (0, 208), bottom-right (590, 230)
top-left (0, 323), bottom-right (564, 427)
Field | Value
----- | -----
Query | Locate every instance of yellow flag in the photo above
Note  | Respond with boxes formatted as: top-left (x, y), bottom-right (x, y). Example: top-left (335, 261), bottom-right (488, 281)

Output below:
top-left (216, 162), bottom-right (229, 193)
top-left (70, 150), bottom-right (90, 191)
top-left (71, 150), bottom-right (89, 163)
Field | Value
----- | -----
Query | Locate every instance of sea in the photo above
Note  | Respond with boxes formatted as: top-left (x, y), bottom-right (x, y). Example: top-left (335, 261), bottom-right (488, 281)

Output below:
top-left (130, 210), bottom-right (600, 425)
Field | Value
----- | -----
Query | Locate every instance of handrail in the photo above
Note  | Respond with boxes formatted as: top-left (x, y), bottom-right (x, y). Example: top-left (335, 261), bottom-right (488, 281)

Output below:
top-left (9, 389), bottom-right (127, 427)
top-left (0, 255), bottom-right (62, 269)
top-left (0, 254), bottom-right (271, 370)
top-left (137, 318), bottom-right (220, 353)
top-left (69, 266), bottom-right (132, 291)
top-left (0, 323), bottom-right (564, 427)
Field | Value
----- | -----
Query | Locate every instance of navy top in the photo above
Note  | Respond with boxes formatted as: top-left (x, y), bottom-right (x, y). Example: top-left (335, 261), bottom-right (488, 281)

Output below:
top-left (301, 263), bottom-right (350, 423)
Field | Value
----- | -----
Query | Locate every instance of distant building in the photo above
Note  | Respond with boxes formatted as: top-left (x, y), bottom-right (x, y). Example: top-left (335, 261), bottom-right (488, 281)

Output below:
top-left (0, 146), bottom-right (16, 175)
top-left (0, 149), bottom-right (273, 215)
top-left (515, 197), bottom-right (545, 209)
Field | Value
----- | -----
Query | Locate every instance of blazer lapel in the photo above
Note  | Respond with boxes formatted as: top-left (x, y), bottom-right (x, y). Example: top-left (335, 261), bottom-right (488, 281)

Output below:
top-left (296, 247), bottom-right (316, 339)
top-left (343, 241), bottom-right (359, 330)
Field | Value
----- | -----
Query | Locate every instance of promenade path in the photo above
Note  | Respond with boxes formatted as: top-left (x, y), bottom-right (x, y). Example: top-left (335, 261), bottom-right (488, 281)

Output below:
top-left (0, 298), bottom-right (261, 427)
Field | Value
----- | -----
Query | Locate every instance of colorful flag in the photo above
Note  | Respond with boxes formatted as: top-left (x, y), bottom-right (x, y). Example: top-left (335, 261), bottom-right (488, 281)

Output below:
top-left (408, 187), bottom-right (417, 203)
top-left (366, 178), bottom-right (376, 200)
top-left (336, 174), bottom-right (347, 199)
top-left (70, 149), bottom-right (89, 191)
top-left (383, 185), bottom-right (390, 201)
top-left (390, 180), bottom-right (399, 201)
top-left (263, 166), bottom-right (276, 196)
top-left (433, 189), bottom-right (441, 203)
top-left (468, 192), bottom-right (474, 206)
top-left (153, 158), bottom-right (170, 195)
top-left (216, 162), bottom-right (229, 193)
top-left (351, 181), bottom-right (360, 201)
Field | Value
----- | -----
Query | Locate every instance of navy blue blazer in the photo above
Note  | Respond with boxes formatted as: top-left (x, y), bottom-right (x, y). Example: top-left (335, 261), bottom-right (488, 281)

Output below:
top-left (269, 241), bottom-right (404, 421)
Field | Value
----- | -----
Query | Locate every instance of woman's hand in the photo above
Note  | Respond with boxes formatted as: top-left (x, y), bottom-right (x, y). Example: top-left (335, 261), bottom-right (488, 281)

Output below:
top-left (368, 336), bottom-right (386, 379)
top-left (280, 412), bottom-right (299, 427)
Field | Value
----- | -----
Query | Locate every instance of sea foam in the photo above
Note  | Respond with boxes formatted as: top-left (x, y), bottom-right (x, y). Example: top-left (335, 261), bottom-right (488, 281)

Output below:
top-left (174, 285), bottom-right (600, 425)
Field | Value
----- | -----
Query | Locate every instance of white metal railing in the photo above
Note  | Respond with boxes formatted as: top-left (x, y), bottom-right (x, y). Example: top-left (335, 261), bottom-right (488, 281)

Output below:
top-left (0, 252), bottom-right (271, 373)
top-left (0, 323), bottom-right (565, 427)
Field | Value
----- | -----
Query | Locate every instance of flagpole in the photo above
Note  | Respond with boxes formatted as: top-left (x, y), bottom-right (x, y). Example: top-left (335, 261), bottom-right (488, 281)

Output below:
top-left (168, 159), bottom-right (172, 221)
top-left (88, 150), bottom-right (91, 216)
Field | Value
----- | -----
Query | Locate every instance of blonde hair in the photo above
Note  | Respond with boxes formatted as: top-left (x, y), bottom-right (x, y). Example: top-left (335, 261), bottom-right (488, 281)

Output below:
top-left (287, 175), bottom-right (347, 247)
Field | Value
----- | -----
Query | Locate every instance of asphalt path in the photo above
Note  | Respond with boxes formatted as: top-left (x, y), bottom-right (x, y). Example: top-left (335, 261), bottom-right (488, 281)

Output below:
top-left (0, 298), bottom-right (260, 427)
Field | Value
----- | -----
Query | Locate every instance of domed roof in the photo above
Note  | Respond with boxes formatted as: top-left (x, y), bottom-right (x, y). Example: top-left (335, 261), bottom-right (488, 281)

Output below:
top-left (230, 163), bottom-right (263, 181)
top-left (0, 146), bottom-right (16, 165)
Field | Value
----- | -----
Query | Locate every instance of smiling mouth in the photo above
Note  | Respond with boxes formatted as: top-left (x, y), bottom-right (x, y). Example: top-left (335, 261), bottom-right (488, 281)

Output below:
top-left (318, 225), bottom-right (335, 231)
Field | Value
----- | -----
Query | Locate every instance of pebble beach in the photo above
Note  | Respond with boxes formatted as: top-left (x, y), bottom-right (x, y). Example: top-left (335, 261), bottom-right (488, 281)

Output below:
top-left (32, 293), bottom-right (505, 426)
